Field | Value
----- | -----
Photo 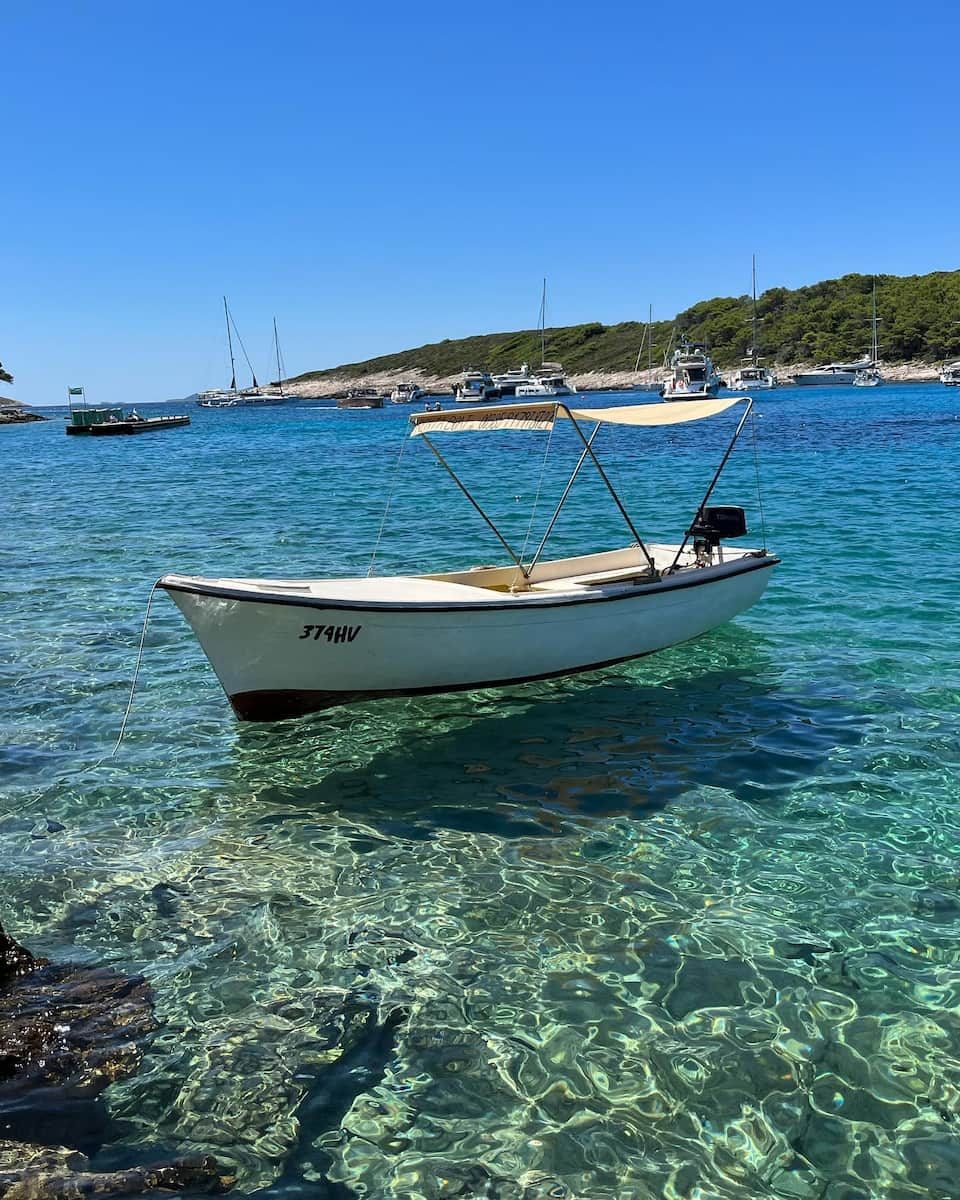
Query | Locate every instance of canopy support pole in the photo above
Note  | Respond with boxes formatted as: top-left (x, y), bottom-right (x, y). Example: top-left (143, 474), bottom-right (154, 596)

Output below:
top-left (524, 423), bottom-right (601, 578)
top-left (668, 397), bottom-right (754, 572)
top-left (558, 406), bottom-right (657, 571)
top-left (420, 433), bottom-right (529, 577)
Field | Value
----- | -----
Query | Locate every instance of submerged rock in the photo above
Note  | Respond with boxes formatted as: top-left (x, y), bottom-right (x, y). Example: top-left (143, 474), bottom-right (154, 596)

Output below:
top-left (0, 923), bottom-right (233, 1195)
top-left (0, 1141), bottom-right (231, 1198)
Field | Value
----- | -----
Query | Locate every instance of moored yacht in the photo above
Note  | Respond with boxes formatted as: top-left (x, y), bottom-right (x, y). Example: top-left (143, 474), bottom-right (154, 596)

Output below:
top-left (661, 341), bottom-right (723, 401)
top-left (488, 362), bottom-right (534, 399)
top-left (516, 362), bottom-right (574, 397)
top-left (390, 381), bottom-right (425, 404)
top-left (939, 361), bottom-right (960, 385)
top-left (790, 358), bottom-right (874, 386)
top-left (453, 369), bottom-right (494, 403)
top-left (728, 364), bottom-right (778, 390)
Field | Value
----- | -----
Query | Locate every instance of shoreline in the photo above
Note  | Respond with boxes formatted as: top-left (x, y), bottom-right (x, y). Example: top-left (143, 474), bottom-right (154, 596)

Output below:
top-left (281, 359), bottom-right (943, 400)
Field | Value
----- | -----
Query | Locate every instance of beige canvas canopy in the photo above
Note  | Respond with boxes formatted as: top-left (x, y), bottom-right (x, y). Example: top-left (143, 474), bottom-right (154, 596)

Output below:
top-left (409, 396), bottom-right (744, 436)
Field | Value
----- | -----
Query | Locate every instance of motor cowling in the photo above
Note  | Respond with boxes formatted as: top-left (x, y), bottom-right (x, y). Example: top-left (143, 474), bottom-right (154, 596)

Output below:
top-left (689, 505), bottom-right (748, 562)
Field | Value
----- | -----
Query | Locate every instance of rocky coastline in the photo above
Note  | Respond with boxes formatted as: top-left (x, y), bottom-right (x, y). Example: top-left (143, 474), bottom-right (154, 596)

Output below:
top-left (0, 403), bottom-right (46, 426)
top-left (0, 922), bottom-right (231, 1199)
top-left (281, 359), bottom-right (942, 400)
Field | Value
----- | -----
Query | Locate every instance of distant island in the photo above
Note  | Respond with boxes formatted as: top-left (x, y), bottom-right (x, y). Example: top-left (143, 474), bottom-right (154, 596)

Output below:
top-left (285, 269), bottom-right (959, 395)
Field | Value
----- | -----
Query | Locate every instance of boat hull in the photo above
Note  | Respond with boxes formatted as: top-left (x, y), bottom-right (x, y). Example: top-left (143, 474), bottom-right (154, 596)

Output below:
top-left (161, 555), bottom-right (776, 720)
top-left (790, 371), bottom-right (856, 386)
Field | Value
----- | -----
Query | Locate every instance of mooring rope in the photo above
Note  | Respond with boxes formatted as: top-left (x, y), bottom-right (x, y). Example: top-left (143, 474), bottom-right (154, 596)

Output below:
top-left (112, 580), bottom-right (161, 756)
top-left (9, 581), bottom-right (161, 821)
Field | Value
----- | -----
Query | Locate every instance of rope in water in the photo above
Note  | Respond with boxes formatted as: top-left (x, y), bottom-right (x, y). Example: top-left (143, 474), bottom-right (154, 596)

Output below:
top-left (111, 580), bottom-right (161, 756)
top-left (9, 581), bottom-right (160, 820)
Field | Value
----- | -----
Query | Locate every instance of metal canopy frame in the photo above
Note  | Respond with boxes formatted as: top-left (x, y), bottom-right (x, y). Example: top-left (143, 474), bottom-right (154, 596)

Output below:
top-left (416, 398), bottom-right (754, 586)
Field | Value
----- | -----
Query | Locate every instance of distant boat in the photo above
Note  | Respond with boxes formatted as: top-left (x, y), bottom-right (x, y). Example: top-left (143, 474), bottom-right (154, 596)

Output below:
top-left (852, 282), bottom-right (883, 387)
top-left (634, 304), bottom-right (663, 391)
top-left (728, 257), bottom-right (778, 391)
top-left (795, 283), bottom-right (882, 387)
top-left (65, 387), bottom-right (190, 435)
top-left (198, 299), bottom-right (287, 406)
top-left (790, 358), bottom-right (874, 386)
top-left (489, 362), bottom-right (534, 399)
top-left (515, 278), bottom-right (575, 397)
top-left (337, 388), bottom-right (384, 409)
top-left (237, 317), bottom-right (289, 404)
top-left (939, 361), bottom-right (960, 385)
top-left (516, 363), bottom-right (574, 398)
top-left (662, 340), bottom-right (723, 401)
top-left (390, 381), bottom-right (425, 404)
top-left (453, 369), bottom-right (494, 403)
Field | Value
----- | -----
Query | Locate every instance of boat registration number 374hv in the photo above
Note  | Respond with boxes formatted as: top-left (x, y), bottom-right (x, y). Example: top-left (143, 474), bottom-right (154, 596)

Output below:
top-left (158, 395), bottom-right (778, 721)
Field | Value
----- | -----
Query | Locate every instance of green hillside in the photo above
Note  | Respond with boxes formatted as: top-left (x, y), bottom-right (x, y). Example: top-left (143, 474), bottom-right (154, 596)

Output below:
top-left (290, 269), bottom-right (960, 381)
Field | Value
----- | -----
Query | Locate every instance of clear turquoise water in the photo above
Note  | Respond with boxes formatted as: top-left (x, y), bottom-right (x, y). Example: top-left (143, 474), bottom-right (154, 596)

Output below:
top-left (2, 386), bottom-right (959, 1198)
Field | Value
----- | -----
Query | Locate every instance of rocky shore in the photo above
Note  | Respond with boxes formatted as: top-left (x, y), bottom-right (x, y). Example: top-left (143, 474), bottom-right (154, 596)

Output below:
top-left (0, 401), bottom-right (46, 426)
top-left (0, 922), bottom-right (231, 1199)
top-left (282, 359), bottom-right (942, 399)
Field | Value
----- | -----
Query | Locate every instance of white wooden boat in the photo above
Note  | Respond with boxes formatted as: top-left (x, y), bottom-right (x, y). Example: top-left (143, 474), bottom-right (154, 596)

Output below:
top-left (160, 396), bottom-right (778, 721)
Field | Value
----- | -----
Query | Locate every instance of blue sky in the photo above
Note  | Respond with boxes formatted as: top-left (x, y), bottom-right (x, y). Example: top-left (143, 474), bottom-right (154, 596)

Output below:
top-left (3, 0), bottom-right (958, 404)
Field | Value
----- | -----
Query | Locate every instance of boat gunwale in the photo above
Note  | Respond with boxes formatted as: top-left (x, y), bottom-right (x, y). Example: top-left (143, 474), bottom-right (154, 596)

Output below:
top-left (158, 554), bottom-right (779, 614)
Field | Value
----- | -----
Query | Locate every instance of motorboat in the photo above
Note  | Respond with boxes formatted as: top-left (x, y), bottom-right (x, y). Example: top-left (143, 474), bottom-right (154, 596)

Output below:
top-left (852, 368), bottom-right (882, 387)
top-left (453, 369), bottom-right (494, 403)
top-left (661, 341), bottom-right (723, 400)
top-left (516, 362), bottom-right (575, 397)
top-left (940, 361), bottom-right (960, 385)
top-left (390, 381), bottom-right (425, 404)
top-left (337, 389), bottom-right (384, 409)
top-left (197, 395), bottom-right (238, 408)
top-left (790, 359), bottom-right (873, 386)
top-left (488, 363), bottom-right (534, 399)
top-left (728, 364), bottom-right (777, 390)
top-left (159, 395), bottom-right (778, 721)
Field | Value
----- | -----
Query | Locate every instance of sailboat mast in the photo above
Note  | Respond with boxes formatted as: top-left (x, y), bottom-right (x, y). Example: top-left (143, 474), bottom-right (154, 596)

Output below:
top-left (871, 280), bottom-right (878, 362)
top-left (751, 255), bottom-right (759, 366)
top-left (274, 316), bottom-right (284, 396)
top-left (224, 296), bottom-right (237, 392)
top-left (540, 277), bottom-right (546, 365)
top-left (648, 303), bottom-right (653, 373)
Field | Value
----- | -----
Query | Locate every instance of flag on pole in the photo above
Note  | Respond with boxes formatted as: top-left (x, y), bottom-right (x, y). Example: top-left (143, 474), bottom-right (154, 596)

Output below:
top-left (68, 387), bottom-right (84, 395)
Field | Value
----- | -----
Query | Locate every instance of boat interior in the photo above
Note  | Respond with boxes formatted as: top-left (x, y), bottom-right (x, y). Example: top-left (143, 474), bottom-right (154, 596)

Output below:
top-left (162, 542), bottom-right (767, 606)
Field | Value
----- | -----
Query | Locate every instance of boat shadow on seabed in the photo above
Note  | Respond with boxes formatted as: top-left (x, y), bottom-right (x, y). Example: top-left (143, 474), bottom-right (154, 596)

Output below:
top-left (226, 629), bottom-right (869, 842)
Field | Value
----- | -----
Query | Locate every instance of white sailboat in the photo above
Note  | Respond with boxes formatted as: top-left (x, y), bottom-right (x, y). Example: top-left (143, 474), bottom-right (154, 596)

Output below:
top-left (634, 305), bottom-right (662, 391)
top-left (197, 297), bottom-right (243, 407)
top-left (516, 279), bottom-right (574, 398)
top-left (852, 282), bottom-right (883, 387)
top-left (159, 395), bottom-right (778, 721)
top-left (198, 302), bottom-right (287, 406)
top-left (728, 257), bottom-right (778, 391)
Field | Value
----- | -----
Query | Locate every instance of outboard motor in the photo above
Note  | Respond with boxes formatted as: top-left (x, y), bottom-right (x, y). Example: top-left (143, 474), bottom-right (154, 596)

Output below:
top-left (689, 505), bottom-right (748, 564)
